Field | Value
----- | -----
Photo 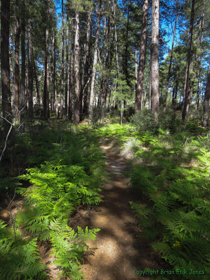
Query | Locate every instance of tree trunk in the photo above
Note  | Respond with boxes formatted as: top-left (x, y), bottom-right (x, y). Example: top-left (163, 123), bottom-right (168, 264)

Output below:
top-left (151, 0), bottom-right (159, 120)
top-left (20, 0), bottom-right (25, 122)
top-left (101, 15), bottom-right (111, 119)
top-left (65, 14), bottom-right (69, 119)
top-left (135, 0), bottom-right (149, 112)
top-left (134, 47), bottom-right (137, 95)
top-left (196, 4), bottom-right (204, 110)
top-left (80, 12), bottom-right (91, 121)
top-left (182, 0), bottom-right (195, 121)
top-left (83, 11), bottom-right (92, 117)
top-left (60, 0), bottom-right (64, 119)
top-left (28, 19), bottom-right (33, 119)
top-left (1, 0), bottom-right (11, 124)
top-left (43, 10), bottom-right (49, 119)
top-left (69, 24), bottom-right (74, 121)
top-left (10, 29), bottom-right (14, 109)
top-left (203, 62), bottom-right (210, 127)
top-left (74, 11), bottom-right (80, 124)
top-left (52, 28), bottom-right (58, 118)
top-left (89, 0), bottom-right (101, 123)
top-left (13, 0), bottom-right (20, 119)
top-left (164, 13), bottom-right (178, 112)
top-left (34, 58), bottom-right (40, 106)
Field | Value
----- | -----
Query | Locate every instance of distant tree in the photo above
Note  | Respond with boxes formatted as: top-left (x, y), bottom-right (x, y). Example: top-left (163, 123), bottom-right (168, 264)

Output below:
top-left (89, 0), bottom-right (102, 123)
top-left (13, 0), bottom-right (21, 119)
top-left (203, 61), bottom-right (210, 127)
top-left (151, 0), bottom-right (159, 119)
top-left (135, 0), bottom-right (149, 112)
top-left (182, 0), bottom-right (195, 121)
top-left (74, 10), bottom-right (80, 124)
top-left (1, 0), bottom-right (12, 125)
top-left (28, 18), bottom-right (33, 118)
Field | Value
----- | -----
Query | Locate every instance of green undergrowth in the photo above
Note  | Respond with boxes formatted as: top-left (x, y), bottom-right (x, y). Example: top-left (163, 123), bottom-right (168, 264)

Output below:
top-left (128, 130), bottom-right (210, 279)
top-left (97, 123), bottom-right (210, 279)
top-left (0, 121), bottom-right (107, 280)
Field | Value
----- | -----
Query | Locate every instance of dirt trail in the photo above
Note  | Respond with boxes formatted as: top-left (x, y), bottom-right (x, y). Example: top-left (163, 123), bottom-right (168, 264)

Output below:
top-left (0, 139), bottom-right (165, 280)
top-left (74, 140), bottom-right (161, 280)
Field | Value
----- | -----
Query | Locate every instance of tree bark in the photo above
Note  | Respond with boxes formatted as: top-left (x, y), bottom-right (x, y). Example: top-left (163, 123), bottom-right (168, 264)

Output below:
top-left (83, 11), bottom-right (92, 117)
top-left (60, 0), bottom-right (64, 119)
top-left (65, 14), bottom-right (69, 119)
top-left (151, 0), bottom-right (159, 120)
top-left (52, 28), bottom-right (58, 118)
top-left (28, 19), bottom-right (33, 119)
top-left (34, 58), bottom-right (40, 106)
top-left (89, 0), bottom-right (101, 123)
top-left (80, 12), bottom-right (91, 120)
top-left (69, 23), bottom-right (74, 121)
top-left (196, 4), bottom-right (204, 111)
top-left (101, 14), bottom-right (111, 119)
top-left (74, 10), bottom-right (80, 124)
top-left (13, 0), bottom-right (20, 119)
top-left (182, 0), bottom-right (195, 121)
top-left (203, 62), bottom-right (210, 127)
top-left (43, 10), bottom-right (49, 119)
top-left (20, 0), bottom-right (25, 122)
top-left (164, 13), bottom-right (178, 112)
top-left (135, 0), bottom-right (149, 112)
top-left (1, 0), bottom-right (11, 124)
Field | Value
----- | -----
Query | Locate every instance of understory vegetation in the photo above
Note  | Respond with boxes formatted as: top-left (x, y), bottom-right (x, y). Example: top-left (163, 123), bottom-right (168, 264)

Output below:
top-left (95, 111), bottom-right (210, 280)
top-left (1, 108), bottom-right (210, 279)
top-left (0, 121), bottom-right (106, 280)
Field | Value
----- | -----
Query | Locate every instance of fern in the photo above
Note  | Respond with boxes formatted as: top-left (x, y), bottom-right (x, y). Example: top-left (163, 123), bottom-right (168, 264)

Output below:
top-left (0, 220), bottom-right (47, 280)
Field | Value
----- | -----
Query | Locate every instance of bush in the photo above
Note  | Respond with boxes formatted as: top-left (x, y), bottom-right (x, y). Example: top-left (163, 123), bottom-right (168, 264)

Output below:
top-left (131, 107), bottom-right (179, 134)
top-left (158, 107), bottom-right (176, 132)
top-left (131, 108), bottom-right (158, 133)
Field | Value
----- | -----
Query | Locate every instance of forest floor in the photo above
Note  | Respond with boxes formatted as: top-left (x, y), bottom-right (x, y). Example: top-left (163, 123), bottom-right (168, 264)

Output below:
top-left (70, 138), bottom-right (168, 280)
top-left (0, 133), bottom-right (168, 280)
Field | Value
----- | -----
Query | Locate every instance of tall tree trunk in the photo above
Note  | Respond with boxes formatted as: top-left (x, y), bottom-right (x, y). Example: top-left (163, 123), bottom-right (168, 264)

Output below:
top-left (1, 0), bottom-right (11, 124)
top-left (182, 0), bottom-right (195, 121)
top-left (135, 0), bottom-right (149, 112)
top-left (65, 14), bottom-right (69, 119)
top-left (74, 11), bottom-right (80, 124)
top-left (196, 4), bottom-right (204, 110)
top-left (134, 47), bottom-right (137, 94)
top-left (34, 58), bottom-right (40, 106)
top-left (20, 0), bottom-right (25, 122)
top-left (112, 0), bottom-right (120, 122)
top-left (43, 10), bottom-right (49, 119)
top-left (13, 0), bottom-right (20, 119)
top-left (125, 4), bottom-right (130, 87)
top-left (28, 19), bottom-right (33, 119)
top-left (101, 15), bottom-right (111, 119)
top-left (151, 0), bottom-right (159, 120)
top-left (89, 0), bottom-right (101, 123)
top-left (52, 28), bottom-right (58, 118)
top-left (83, 11), bottom-right (92, 117)
top-left (203, 62), bottom-right (210, 127)
top-left (60, 0), bottom-right (64, 119)
top-left (10, 29), bottom-right (14, 108)
top-left (164, 13), bottom-right (178, 112)
top-left (69, 24), bottom-right (74, 121)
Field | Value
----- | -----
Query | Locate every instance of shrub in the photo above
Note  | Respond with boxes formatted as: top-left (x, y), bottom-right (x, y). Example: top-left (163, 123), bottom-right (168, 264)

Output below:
top-left (131, 108), bottom-right (158, 133)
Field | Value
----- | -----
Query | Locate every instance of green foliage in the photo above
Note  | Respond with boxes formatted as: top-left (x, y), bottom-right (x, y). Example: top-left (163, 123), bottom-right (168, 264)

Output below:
top-left (131, 108), bottom-right (158, 133)
top-left (128, 129), bottom-right (210, 279)
top-left (50, 222), bottom-right (100, 279)
top-left (0, 122), bottom-right (106, 279)
top-left (131, 107), bottom-right (180, 134)
top-left (0, 220), bottom-right (47, 280)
